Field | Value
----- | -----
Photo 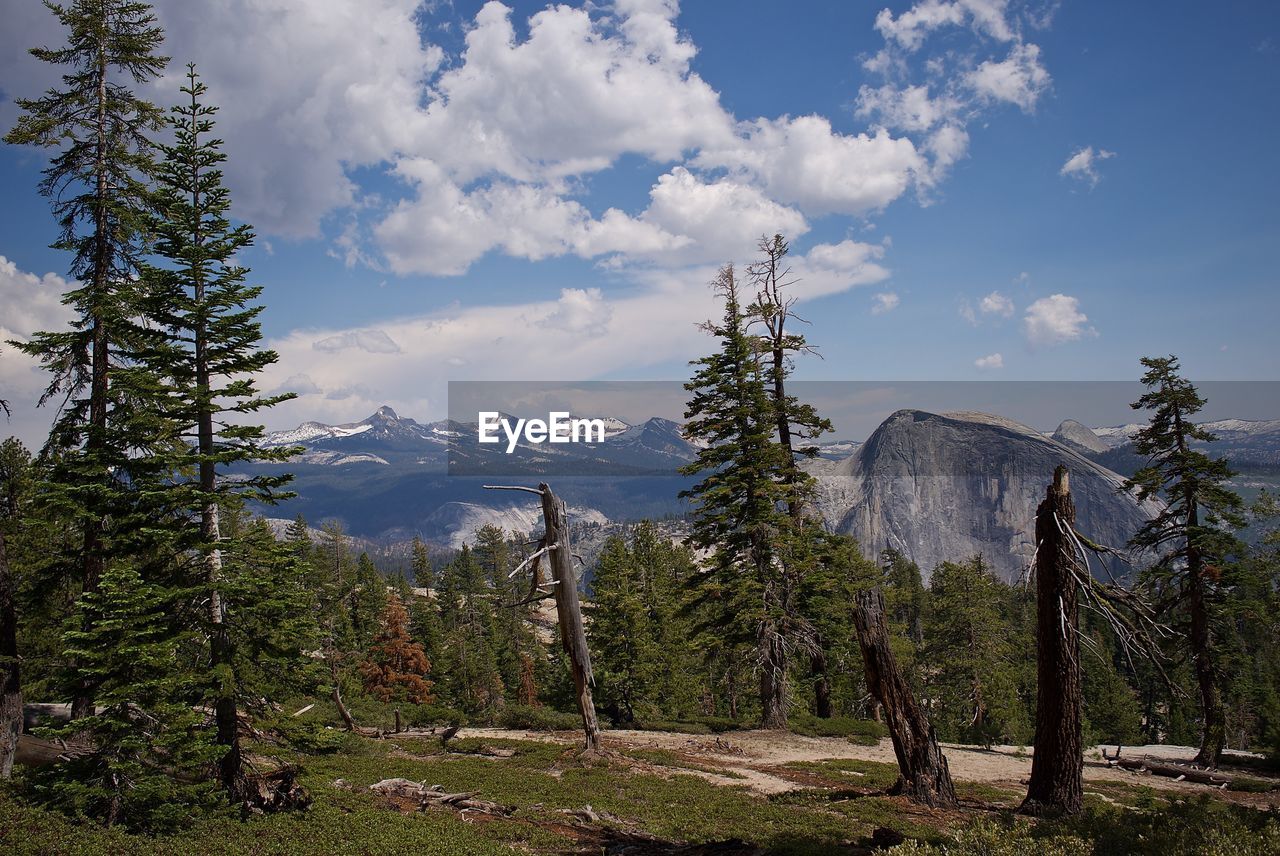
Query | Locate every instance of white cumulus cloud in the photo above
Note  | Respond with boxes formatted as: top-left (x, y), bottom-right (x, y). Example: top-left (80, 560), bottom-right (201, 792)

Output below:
top-left (858, 1), bottom-right (1052, 192)
top-left (1023, 294), bottom-right (1095, 346)
top-left (0, 256), bottom-right (78, 446)
top-left (974, 352), bottom-right (1004, 369)
top-left (1060, 146), bottom-right (1116, 188)
top-left (871, 292), bottom-right (901, 315)
top-left (965, 43), bottom-right (1050, 111)
top-left (979, 290), bottom-right (1015, 317)
top-left (3, 0), bottom-right (1060, 276)
top-left (253, 240), bottom-right (892, 428)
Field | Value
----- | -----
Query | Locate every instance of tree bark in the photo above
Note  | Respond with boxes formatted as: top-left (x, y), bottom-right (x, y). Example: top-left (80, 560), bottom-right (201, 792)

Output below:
top-left (1171, 407), bottom-right (1225, 769)
top-left (183, 74), bottom-right (243, 794)
top-left (538, 483), bottom-right (600, 751)
top-left (73, 32), bottom-right (112, 724)
top-left (853, 588), bottom-right (956, 807)
top-left (811, 648), bottom-right (833, 719)
top-left (331, 658), bottom-right (356, 732)
top-left (1189, 564), bottom-right (1225, 767)
top-left (758, 619), bottom-right (788, 729)
top-left (0, 529), bottom-right (20, 778)
top-left (1020, 465), bottom-right (1084, 816)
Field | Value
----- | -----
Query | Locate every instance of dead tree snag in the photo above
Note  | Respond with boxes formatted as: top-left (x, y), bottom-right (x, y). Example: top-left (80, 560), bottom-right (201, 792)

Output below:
top-left (853, 588), bottom-right (956, 807)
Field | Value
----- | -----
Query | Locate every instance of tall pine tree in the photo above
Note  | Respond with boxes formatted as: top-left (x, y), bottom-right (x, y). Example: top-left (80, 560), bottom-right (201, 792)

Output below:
top-left (681, 265), bottom-right (794, 728)
top-left (137, 64), bottom-right (298, 796)
top-left (1126, 355), bottom-right (1245, 766)
top-left (4, 0), bottom-right (168, 719)
top-left (745, 234), bottom-right (834, 715)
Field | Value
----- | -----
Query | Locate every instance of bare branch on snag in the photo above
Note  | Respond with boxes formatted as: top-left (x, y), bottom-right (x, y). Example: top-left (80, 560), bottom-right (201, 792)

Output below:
top-left (507, 544), bottom-right (555, 579)
top-left (1036, 513), bottom-right (1178, 692)
top-left (481, 484), bottom-right (546, 496)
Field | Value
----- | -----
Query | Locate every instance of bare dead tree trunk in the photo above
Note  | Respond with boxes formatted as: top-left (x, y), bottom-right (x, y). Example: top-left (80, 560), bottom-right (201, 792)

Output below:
top-left (538, 483), bottom-right (600, 752)
top-left (1021, 466), bottom-right (1084, 816)
top-left (853, 588), bottom-right (956, 807)
top-left (330, 657), bottom-right (356, 732)
top-left (0, 529), bottom-right (20, 779)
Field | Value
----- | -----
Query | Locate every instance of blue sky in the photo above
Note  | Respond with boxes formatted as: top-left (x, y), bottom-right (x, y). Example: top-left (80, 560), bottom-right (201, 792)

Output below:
top-left (2, 0), bottom-right (1278, 445)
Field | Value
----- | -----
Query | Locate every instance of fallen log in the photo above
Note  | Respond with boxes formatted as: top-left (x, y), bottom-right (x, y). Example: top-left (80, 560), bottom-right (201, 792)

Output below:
top-left (1109, 756), bottom-right (1233, 787)
top-left (14, 733), bottom-right (94, 767)
top-left (369, 778), bottom-right (513, 815)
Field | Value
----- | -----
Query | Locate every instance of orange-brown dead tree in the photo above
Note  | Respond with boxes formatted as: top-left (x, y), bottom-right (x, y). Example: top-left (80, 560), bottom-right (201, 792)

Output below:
top-left (361, 594), bottom-right (435, 704)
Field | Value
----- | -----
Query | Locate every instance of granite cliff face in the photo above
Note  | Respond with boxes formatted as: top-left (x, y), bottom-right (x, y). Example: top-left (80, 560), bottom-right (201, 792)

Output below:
top-left (1051, 419), bottom-right (1109, 455)
top-left (810, 410), bottom-right (1159, 582)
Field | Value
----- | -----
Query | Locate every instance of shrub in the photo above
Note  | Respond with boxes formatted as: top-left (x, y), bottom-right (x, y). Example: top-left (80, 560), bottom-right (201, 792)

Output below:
top-left (405, 704), bottom-right (470, 729)
top-left (498, 705), bottom-right (582, 731)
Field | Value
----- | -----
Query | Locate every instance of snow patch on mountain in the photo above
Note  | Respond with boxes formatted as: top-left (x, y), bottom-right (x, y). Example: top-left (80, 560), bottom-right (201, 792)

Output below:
top-left (296, 450), bottom-right (389, 466)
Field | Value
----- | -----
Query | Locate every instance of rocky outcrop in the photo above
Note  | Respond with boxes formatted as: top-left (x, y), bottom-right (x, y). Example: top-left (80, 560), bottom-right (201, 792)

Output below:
top-left (1051, 419), bottom-right (1109, 455)
top-left (810, 410), bottom-right (1159, 582)
top-left (421, 501), bottom-right (607, 550)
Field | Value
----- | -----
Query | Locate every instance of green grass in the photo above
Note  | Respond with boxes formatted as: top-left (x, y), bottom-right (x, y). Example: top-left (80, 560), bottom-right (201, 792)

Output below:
top-left (0, 786), bottom-right (524, 855)
top-left (783, 757), bottom-right (903, 791)
top-left (622, 747), bottom-right (747, 779)
top-left (1228, 774), bottom-right (1276, 793)
top-left (7, 732), bottom-right (1278, 855)
top-left (788, 714), bottom-right (888, 745)
top-left (956, 780), bottom-right (1021, 806)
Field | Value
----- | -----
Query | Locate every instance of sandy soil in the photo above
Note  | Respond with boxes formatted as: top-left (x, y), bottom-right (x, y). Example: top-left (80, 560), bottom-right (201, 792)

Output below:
top-left (452, 727), bottom-right (1279, 808)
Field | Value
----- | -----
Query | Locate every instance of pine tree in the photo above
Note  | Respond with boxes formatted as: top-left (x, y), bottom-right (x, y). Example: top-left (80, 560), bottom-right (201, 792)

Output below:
top-left (217, 512), bottom-right (321, 721)
top-left (629, 522), bottom-right (703, 719)
top-left (588, 533), bottom-right (658, 724)
top-left (1126, 355), bottom-right (1245, 766)
top-left (437, 545), bottom-right (504, 715)
top-left (285, 514), bottom-right (313, 564)
top-left (474, 525), bottom-right (532, 701)
top-left (349, 553), bottom-right (388, 650)
top-left (793, 533), bottom-right (874, 717)
top-left (744, 234), bottom-right (835, 715)
top-left (137, 64), bottom-right (297, 796)
top-left (1081, 622), bottom-right (1143, 746)
top-left (407, 537), bottom-right (442, 665)
top-left (360, 593), bottom-right (434, 705)
top-left (1242, 494), bottom-right (1280, 756)
top-left (0, 439), bottom-right (32, 778)
top-left (924, 556), bottom-right (1029, 745)
top-left (681, 264), bottom-right (795, 728)
top-left (42, 564), bottom-right (217, 830)
top-left (880, 549), bottom-right (927, 690)
top-left (4, 0), bottom-right (169, 720)
top-left (744, 234), bottom-right (832, 516)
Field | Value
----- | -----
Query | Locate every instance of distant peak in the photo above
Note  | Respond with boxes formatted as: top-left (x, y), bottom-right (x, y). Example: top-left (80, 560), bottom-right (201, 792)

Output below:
top-left (371, 405), bottom-right (398, 420)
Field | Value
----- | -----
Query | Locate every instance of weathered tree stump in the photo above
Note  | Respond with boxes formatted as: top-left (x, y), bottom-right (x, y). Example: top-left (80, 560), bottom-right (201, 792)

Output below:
top-left (538, 483), bottom-right (601, 752)
top-left (1020, 465), bottom-right (1084, 817)
top-left (853, 588), bottom-right (956, 807)
top-left (484, 482), bottom-right (600, 752)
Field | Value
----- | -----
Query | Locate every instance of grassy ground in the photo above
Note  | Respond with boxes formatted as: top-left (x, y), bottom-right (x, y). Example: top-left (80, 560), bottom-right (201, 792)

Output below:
top-left (2, 732), bottom-right (1278, 855)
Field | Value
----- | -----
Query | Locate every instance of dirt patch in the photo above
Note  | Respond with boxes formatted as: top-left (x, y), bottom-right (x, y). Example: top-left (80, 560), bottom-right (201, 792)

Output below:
top-left (454, 728), bottom-right (1279, 808)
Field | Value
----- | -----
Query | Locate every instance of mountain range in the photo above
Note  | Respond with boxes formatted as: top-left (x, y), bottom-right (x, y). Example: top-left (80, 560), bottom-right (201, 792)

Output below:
top-left (246, 405), bottom-right (1280, 581)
